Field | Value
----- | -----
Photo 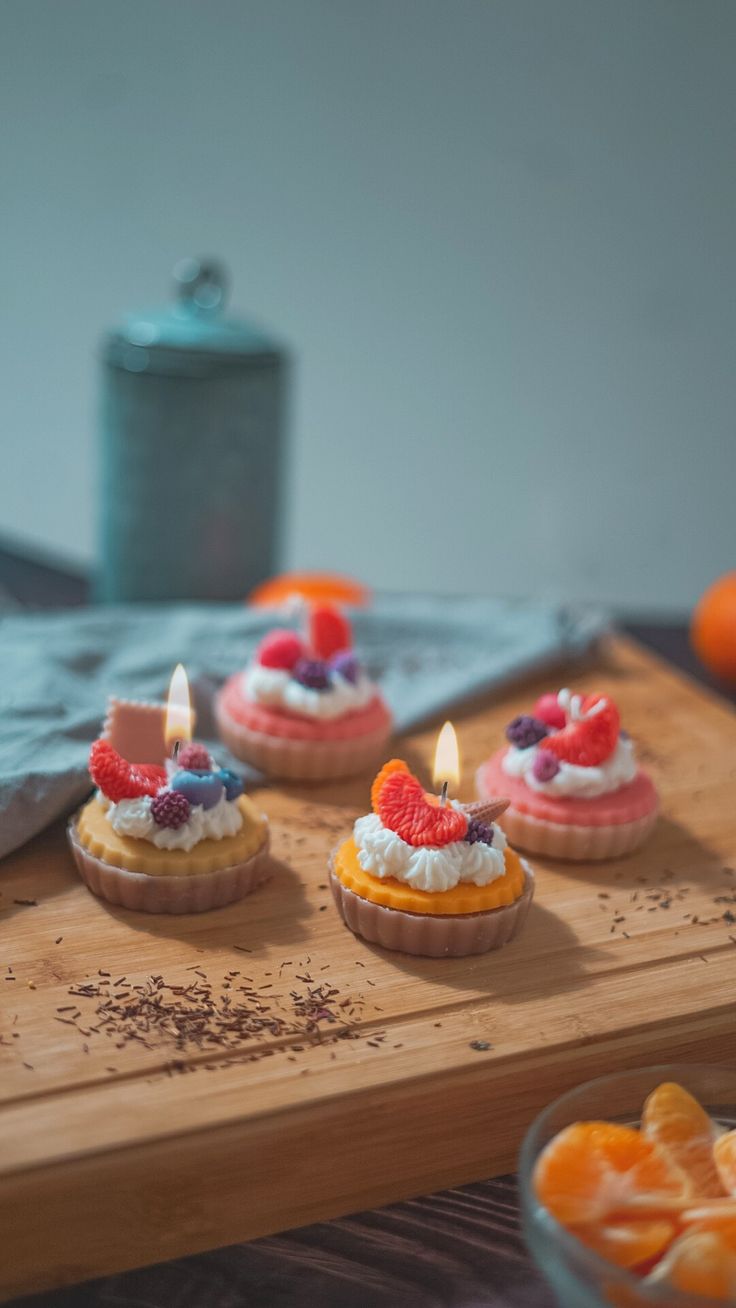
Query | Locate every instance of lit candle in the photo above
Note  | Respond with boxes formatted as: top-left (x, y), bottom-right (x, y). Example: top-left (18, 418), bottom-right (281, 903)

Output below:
top-left (433, 721), bottom-right (460, 807)
top-left (164, 663), bottom-right (193, 761)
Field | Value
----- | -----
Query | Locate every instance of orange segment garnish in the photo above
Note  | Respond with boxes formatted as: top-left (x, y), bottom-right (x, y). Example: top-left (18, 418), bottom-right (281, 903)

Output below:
top-left (642, 1081), bottom-right (726, 1198)
top-left (571, 1217), bottom-right (676, 1270)
top-left (376, 766), bottom-right (467, 847)
top-left (371, 759), bottom-right (409, 813)
top-left (533, 1121), bottom-right (691, 1229)
top-left (648, 1224), bottom-right (736, 1300)
top-left (714, 1130), bottom-right (736, 1196)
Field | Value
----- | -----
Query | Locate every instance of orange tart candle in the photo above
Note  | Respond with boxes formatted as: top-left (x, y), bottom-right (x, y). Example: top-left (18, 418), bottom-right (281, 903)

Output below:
top-left (67, 669), bottom-right (270, 914)
top-left (330, 729), bottom-right (534, 957)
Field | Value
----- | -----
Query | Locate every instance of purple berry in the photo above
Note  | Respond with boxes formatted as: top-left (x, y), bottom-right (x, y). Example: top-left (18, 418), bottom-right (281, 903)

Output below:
top-left (532, 750), bottom-right (560, 782)
top-left (505, 715), bottom-right (549, 749)
top-left (330, 650), bottom-right (360, 685)
top-left (151, 789), bottom-right (191, 829)
top-left (170, 769), bottom-right (225, 810)
top-left (293, 658), bottom-right (331, 690)
top-left (465, 818), bottom-right (495, 845)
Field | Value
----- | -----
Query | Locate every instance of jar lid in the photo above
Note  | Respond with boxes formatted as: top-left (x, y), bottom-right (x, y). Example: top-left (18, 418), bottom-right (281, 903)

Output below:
top-left (103, 258), bottom-right (280, 375)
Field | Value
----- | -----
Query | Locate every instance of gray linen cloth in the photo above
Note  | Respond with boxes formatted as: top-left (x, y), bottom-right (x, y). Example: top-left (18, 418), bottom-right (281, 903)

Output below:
top-left (0, 595), bottom-right (605, 861)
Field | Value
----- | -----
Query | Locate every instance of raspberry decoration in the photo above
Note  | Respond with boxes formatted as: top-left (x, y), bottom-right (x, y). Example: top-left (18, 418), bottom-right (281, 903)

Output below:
top-left (293, 658), bottom-right (331, 690)
top-left (89, 739), bottom-right (167, 803)
top-left (538, 693), bottom-right (620, 767)
top-left (330, 650), bottom-right (360, 685)
top-left (257, 630), bottom-right (305, 671)
top-left (308, 604), bottom-right (352, 661)
top-left (372, 759), bottom-right (468, 848)
top-left (506, 715), bottom-right (549, 749)
top-left (177, 742), bottom-right (211, 772)
top-left (533, 693), bottom-right (566, 731)
top-left (533, 751), bottom-right (560, 782)
top-left (151, 789), bottom-right (191, 829)
top-left (465, 818), bottom-right (494, 845)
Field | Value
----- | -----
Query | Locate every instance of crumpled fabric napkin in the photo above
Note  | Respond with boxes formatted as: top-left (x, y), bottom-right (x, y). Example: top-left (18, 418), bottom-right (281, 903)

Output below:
top-left (0, 595), bottom-right (606, 861)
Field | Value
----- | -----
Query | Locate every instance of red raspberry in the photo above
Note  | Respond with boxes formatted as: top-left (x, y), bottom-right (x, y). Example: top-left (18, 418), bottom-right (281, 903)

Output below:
top-left (177, 742), bottom-right (211, 771)
top-left (151, 789), bottom-right (191, 829)
top-left (376, 767), bottom-right (468, 848)
top-left (89, 739), bottom-right (167, 803)
top-left (256, 630), bottom-right (305, 670)
top-left (538, 694), bottom-right (620, 767)
top-left (308, 604), bottom-right (352, 661)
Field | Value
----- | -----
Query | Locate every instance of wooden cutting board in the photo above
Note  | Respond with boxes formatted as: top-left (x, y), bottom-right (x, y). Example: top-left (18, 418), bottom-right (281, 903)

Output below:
top-left (1, 636), bottom-right (735, 1301)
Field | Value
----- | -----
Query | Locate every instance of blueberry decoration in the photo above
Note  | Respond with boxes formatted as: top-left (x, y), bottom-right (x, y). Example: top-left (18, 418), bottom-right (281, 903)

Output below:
top-left (170, 769), bottom-right (225, 810)
top-left (217, 767), bottom-right (244, 801)
top-left (532, 750), bottom-right (560, 782)
top-left (330, 650), bottom-right (360, 685)
top-left (505, 715), bottom-right (549, 749)
top-left (293, 658), bottom-right (331, 690)
top-left (465, 818), bottom-right (495, 846)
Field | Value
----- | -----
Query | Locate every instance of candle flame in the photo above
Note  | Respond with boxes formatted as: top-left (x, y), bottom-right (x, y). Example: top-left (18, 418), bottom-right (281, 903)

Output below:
top-left (164, 664), bottom-right (193, 752)
top-left (433, 721), bottom-right (460, 793)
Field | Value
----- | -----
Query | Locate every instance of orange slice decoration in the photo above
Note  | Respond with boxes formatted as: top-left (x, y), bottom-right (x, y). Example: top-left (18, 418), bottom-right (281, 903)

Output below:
top-left (372, 758), bottom-right (468, 847)
top-left (539, 693), bottom-right (620, 767)
top-left (89, 739), bottom-right (167, 804)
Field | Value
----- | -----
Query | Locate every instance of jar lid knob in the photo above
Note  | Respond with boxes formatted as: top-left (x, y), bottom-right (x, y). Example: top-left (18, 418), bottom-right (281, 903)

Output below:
top-left (173, 257), bottom-right (229, 313)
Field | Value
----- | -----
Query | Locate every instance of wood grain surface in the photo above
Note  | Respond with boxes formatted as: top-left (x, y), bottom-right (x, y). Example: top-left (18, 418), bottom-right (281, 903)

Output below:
top-left (1, 635), bottom-right (736, 1301)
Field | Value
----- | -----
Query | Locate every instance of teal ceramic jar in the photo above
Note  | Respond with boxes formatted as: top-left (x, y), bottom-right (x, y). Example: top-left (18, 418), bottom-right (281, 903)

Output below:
top-left (97, 259), bottom-right (287, 602)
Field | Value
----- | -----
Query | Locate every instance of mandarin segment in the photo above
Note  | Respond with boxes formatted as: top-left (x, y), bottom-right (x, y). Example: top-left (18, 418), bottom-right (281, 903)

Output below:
top-left (539, 693), bottom-right (620, 766)
top-left (371, 759), bottom-right (409, 813)
top-left (571, 1217), bottom-right (676, 1270)
top-left (649, 1227), bottom-right (736, 1300)
top-left (533, 1121), bottom-right (691, 1228)
top-left (376, 768), bottom-right (468, 847)
top-left (642, 1082), bottom-right (725, 1198)
top-left (714, 1131), bottom-right (736, 1196)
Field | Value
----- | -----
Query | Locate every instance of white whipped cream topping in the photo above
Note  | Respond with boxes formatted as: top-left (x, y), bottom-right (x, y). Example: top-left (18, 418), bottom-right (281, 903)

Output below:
top-left (502, 736), bottom-right (637, 798)
top-left (243, 664), bottom-right (375, 720)
top-left (353, 812), bottom-right (507, 893)
top-left (106, 793), bottom-right (243, 852)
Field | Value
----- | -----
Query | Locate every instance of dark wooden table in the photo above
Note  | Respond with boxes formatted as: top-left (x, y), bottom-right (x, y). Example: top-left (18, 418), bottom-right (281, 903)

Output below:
top-left (1, 541), bottom-right (733, 1308)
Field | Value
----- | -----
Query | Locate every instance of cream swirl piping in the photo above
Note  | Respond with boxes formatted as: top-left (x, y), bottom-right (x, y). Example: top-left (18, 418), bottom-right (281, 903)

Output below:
top-left (243, 665), bottom-right (375, 720)
top-left (353, 813), bottom-right (507, 893)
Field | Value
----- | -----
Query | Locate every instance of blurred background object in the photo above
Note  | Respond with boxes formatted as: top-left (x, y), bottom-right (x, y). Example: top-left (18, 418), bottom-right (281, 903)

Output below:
top-left (691, 572), bottom-right (736, 687)
top-left (0, 0), bottom-right (734, 613)
top-left (98, 258), bottom-right (286, 601)
top-left (249, 571), bottom-right (371, 608)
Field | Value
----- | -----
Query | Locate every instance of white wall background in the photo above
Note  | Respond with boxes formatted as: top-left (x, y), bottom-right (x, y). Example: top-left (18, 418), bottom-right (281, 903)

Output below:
top-left (1, 0), bottom-right (734, 613)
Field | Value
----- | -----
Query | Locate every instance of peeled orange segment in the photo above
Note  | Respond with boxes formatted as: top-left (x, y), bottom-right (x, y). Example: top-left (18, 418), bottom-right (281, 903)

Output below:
top-left (648, 1228), bottom-right (736, 1301)
top-left (714, 1130), bottom-right (736, 1196)
top-left (533, 1121), bottom-right (691, 1228)
top-left (642, 1081), bottom-right (726, 1198)
top-left (539, 693), bottom-right (620, 766)
top-left (374, 763), bottom-right (468, 848)
top-left (571, 1217), bottom-right (676, 1269)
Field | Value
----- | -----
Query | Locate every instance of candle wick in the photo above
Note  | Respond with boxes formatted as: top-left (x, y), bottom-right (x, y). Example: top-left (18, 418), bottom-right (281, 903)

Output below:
top-left (439, 780), bottom-right (448, 808)
top-left (172, 739), bottom-right (181, 764)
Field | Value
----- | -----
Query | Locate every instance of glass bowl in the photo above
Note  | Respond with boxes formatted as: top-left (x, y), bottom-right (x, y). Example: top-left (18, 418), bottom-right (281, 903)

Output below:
top-left (519, 1064), bottom-right (736, 1308)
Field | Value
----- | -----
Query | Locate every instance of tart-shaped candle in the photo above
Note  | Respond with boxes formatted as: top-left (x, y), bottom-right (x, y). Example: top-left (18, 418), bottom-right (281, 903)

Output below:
top-left (67, 668), bottom-right (270, 914)
top-left (215, 603), bottom-right (392, 781)
top-left (476, 689), bottom-right (659, 861)
top-left (330, 731), bottom-right (534, 957)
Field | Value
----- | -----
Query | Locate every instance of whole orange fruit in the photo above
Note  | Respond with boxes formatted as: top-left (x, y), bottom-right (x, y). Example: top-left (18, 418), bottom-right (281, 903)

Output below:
top-left (691, 573), bottom-right (736, 685)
